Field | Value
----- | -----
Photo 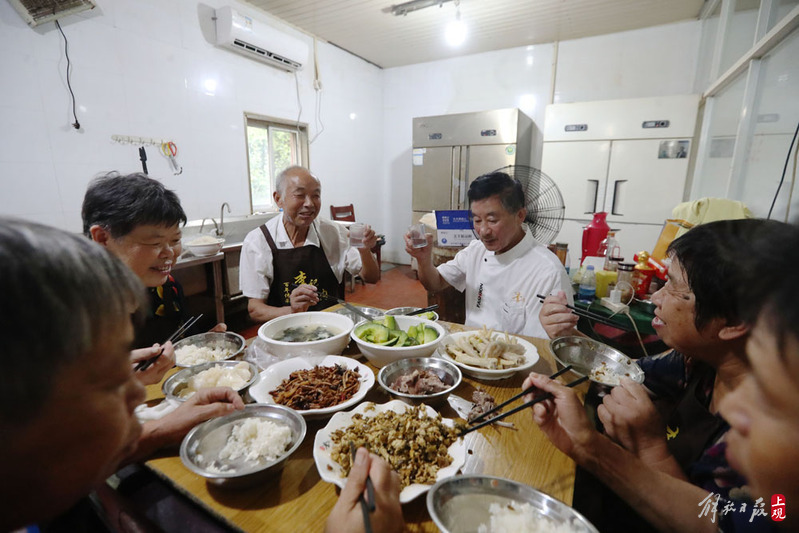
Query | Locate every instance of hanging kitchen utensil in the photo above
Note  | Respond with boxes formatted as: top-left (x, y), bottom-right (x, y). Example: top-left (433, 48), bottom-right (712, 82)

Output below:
top-left (139, 146), bottom-right (148, 174)
top-left (161, 141), bottom-right (183, 175)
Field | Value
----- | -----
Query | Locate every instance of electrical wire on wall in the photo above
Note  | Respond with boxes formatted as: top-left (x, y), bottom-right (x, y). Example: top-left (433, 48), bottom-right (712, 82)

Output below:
top-left (54, 19), bottom-right (81, 130)
top-left (767, 121), bottom-right (799, 220)
top-left (293, 70), bottom-right (303, 136)
top-left (310, 38), bottom-right (325, 144)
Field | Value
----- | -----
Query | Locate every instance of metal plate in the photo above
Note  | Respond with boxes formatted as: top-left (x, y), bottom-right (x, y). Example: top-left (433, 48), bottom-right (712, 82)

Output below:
top-left (427, 475), bottom-right (599, 533)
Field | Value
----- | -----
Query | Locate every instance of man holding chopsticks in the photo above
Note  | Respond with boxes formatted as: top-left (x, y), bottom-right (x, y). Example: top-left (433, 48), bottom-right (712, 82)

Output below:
top-left (533, 219), bottom-right (793, 532)
top-left (405, 171), bottom-right (572, 338)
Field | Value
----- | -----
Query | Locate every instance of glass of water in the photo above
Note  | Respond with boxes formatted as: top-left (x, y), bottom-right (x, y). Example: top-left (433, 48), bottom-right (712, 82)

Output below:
top-left (349, 222), bottom-right (367, 248)
top-left (408, 223), bottom-right (428, 248)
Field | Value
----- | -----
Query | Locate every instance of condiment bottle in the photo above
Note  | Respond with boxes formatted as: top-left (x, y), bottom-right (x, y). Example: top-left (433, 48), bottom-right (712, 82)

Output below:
top-left (633, 251), bottom-right (656, 299)
top-left (617, 262), bottom-right (635, 303)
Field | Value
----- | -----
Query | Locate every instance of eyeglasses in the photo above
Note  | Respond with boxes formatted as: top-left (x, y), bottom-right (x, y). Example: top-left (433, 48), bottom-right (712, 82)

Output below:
top-left (661, 279), bottom-right (692, 301)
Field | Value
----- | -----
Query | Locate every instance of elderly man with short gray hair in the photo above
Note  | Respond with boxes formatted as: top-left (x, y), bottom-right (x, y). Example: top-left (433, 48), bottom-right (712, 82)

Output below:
top-left (240, 166), bottom-right (380, 323)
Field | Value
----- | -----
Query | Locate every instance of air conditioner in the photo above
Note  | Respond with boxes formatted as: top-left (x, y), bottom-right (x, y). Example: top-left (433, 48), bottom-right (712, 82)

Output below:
top-left (215, 6), bottom-right (308, 72)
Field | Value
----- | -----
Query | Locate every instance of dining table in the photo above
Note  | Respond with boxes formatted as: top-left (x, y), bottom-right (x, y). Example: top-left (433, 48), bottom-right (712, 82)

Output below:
top-left (141, 319), bottom-right (582, 532)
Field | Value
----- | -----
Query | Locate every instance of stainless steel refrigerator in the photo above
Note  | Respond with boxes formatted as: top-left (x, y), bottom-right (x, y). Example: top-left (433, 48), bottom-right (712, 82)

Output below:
top-left (411, 108), bottom-right (535, 224)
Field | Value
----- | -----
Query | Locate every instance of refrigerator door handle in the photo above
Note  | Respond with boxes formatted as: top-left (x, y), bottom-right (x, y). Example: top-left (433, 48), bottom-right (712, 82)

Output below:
top-left (585, 179), bottom-right (599, 214)
top-left (610, 179), bottom-right (627, 216)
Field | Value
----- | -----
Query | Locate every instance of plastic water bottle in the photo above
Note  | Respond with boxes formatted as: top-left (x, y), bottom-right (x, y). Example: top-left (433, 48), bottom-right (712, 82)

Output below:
top-left (577, 265), bottom-right (596, 304)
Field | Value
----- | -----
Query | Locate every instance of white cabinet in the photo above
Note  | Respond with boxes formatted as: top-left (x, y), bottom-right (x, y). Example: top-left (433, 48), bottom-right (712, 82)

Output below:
top-left (541, 95), bottom-right (700, 263)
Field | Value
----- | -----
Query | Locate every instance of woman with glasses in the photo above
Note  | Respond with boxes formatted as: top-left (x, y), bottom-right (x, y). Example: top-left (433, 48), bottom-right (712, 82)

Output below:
top-left (81, 172), bottom-right (242, 464)
top-left (535, 219), bottom-right (793, 531)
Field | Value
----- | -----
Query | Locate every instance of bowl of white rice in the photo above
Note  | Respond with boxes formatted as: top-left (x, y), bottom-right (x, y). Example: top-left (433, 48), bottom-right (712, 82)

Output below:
top-left (162, 361), bottom-right (259, 401)
top-left (184, 234), bottom-right (224, 257)
top-left (174, 331), bottom-right (246, 367)
top-left (180, 404), bottom-right (306, 488)
top-left (427, 475), bottom-right (599, 533)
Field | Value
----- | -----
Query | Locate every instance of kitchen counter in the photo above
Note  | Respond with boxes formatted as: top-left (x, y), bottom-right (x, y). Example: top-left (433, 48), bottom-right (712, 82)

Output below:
top-left (174, 252), bottom-right (225, 324)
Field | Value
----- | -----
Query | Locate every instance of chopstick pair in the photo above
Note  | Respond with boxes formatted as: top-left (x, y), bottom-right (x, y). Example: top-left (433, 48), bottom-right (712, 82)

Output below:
top-left (134, 314), bottom-right (203, 372)
top-left (405, 304), bottom-right (438, 316)
top-left (536, 294), bottom-right (634, 332)
top-left (460, 366), bottom-right (588, 435)
top-left (349, 442), bottom-right (375, 533)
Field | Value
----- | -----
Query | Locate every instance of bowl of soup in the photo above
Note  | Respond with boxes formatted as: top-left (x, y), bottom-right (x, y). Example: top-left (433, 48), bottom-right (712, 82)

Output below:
top-left (257, 311), bottom-right (354, 359)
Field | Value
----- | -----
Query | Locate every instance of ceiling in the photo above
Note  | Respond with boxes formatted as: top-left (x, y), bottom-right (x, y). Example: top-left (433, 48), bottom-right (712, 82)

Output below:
top-left (242, 0), bottom-right (706, 68)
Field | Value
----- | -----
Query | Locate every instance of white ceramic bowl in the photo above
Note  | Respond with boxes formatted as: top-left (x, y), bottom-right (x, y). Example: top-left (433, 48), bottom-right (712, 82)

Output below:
top-left (437, 330), bottom-right (539, 380)
top-left (350, 316), bottom-right (446, 368)
top-left (258, 311), bottom-right (354, 359)
top-left (184, 236), bottom-right (224, 257)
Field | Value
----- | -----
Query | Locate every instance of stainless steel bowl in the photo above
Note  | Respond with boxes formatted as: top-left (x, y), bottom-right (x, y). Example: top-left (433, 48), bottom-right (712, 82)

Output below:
top-left (180, 404), bottom-right (306, 488)
top-left (377, 357), bottom-right (461, 406)
top-left (174, 331), bottom-right (246, 367)
top-left (549, 336), bottom-right (644, 387)
top-left (333, 305), bottom-right (384, 323)
top-left (427, 475), bottom-right (599, 533)
top-left (386, 307), bottom-right (440, 321)
top-left (162, 360), bottom-right (259, 402)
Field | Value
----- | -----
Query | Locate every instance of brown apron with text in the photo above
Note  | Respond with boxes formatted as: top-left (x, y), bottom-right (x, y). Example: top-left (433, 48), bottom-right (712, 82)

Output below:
top-left (260, 224), bottom-right (344, 311)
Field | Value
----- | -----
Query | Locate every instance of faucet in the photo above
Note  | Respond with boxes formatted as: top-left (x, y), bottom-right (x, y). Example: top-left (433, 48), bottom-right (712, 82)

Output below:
top-left (200, 217), bottom-right (219, 235)
top-left (219, 202), bottom-right (231, 236)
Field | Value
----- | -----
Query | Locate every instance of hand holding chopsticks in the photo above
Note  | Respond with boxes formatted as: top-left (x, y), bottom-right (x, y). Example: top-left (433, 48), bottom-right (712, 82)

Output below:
top-left (536, 293), bottom-right (634, 332)
top-left (460, 366), bottom-right (588, 435)
top-left (347, 443), bottom-right (375, 533)
top-left (134, 314), bottom-right (203, 372)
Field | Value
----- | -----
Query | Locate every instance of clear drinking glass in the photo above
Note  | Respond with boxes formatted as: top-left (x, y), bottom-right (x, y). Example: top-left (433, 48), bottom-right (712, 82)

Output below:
top-left (349, 222), bottom-right (367, 248)
top-left (408, 223), bottom-right (428, 248)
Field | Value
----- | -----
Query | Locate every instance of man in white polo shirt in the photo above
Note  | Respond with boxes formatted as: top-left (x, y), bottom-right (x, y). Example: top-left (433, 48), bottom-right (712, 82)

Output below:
top-left (240, 166), bottom-right (380, 323)
top-left (405, 171), bottom-right (572, 338)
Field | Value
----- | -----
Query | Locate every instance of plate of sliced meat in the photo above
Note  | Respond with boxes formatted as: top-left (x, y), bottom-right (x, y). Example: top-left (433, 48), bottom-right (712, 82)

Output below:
top-left (248, 355), bottom-right (375, 418)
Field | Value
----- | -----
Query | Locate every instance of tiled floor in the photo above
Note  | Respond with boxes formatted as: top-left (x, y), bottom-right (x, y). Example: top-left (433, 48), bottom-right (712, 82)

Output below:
top-left (231, 263), bottom-right (427, 338)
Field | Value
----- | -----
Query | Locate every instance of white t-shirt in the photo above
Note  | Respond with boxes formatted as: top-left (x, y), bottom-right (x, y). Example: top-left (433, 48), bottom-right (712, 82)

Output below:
top-left (239, 214), bottom-right (362, 300)
top-left (437, 227), bottom-right (573, 338)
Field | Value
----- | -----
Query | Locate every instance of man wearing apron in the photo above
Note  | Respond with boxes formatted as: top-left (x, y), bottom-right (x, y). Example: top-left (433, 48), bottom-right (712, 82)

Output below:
top-left (240, 166), bottom-right (380, 323)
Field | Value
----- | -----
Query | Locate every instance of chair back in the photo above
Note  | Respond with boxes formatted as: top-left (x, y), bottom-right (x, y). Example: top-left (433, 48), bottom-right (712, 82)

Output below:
top-left (330, 204), bottom-right (356, 222)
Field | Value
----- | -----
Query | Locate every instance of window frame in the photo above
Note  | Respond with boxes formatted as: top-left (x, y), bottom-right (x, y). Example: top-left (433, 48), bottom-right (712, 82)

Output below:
top-left (244, 113), bottom-right (309, 213)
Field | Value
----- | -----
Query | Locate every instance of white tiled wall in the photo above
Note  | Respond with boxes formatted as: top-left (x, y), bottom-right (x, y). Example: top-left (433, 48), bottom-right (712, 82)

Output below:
top-left (0, 0), bottom-right (384, 233)
top-left (380, 21), bottom-right (701, 264)
top-left (0, 0), bottom-right (702, 265)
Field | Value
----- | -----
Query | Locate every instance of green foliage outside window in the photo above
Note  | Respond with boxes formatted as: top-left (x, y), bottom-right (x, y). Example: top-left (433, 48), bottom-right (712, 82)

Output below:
top-left (246, 118), bottom-right (306, 212)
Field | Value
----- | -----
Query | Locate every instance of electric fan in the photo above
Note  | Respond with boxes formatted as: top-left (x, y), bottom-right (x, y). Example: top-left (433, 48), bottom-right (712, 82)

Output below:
top-left (483, 165), bottom-right (566, 244)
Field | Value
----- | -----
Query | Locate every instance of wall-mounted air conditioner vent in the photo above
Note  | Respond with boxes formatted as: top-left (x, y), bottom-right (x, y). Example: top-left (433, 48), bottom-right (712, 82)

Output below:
top-left (231, 38), bottom-right (302, 70)
top-left (8, 0), bottom-right (96, 27)
top-left (215, 6), bottom-right (308, 72)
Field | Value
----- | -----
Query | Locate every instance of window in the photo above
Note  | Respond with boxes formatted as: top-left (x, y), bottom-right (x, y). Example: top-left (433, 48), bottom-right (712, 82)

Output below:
top-left (245, 115), bottom-right (308, 212)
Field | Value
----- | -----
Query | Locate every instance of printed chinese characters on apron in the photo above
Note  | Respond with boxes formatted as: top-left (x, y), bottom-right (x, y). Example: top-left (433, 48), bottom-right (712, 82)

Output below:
top-left (260, 224), bottom-right (344, 311)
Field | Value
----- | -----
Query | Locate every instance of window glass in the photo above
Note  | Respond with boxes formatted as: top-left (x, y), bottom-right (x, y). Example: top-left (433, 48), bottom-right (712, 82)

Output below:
top-left (695, 3), bottom-right (721, 91)
top-left (719, 2), bottom-right (760, 74)
top-left (771, 1), bottom-right (799, 32)
top-left (740, 28), bottom-right (799, 219)
top-left (245, 117), bottom-right (307, 212)
top-left (694, 72), bottom-right (748, 199)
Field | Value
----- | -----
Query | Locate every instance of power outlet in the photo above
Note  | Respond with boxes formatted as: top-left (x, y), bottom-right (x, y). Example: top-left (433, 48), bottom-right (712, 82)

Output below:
top-left (600, 297), bottom-right (629, 313)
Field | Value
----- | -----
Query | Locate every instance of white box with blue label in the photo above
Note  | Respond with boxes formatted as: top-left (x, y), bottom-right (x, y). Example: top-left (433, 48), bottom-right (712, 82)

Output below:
top-left (435, 210), bottom-right (476, 247)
